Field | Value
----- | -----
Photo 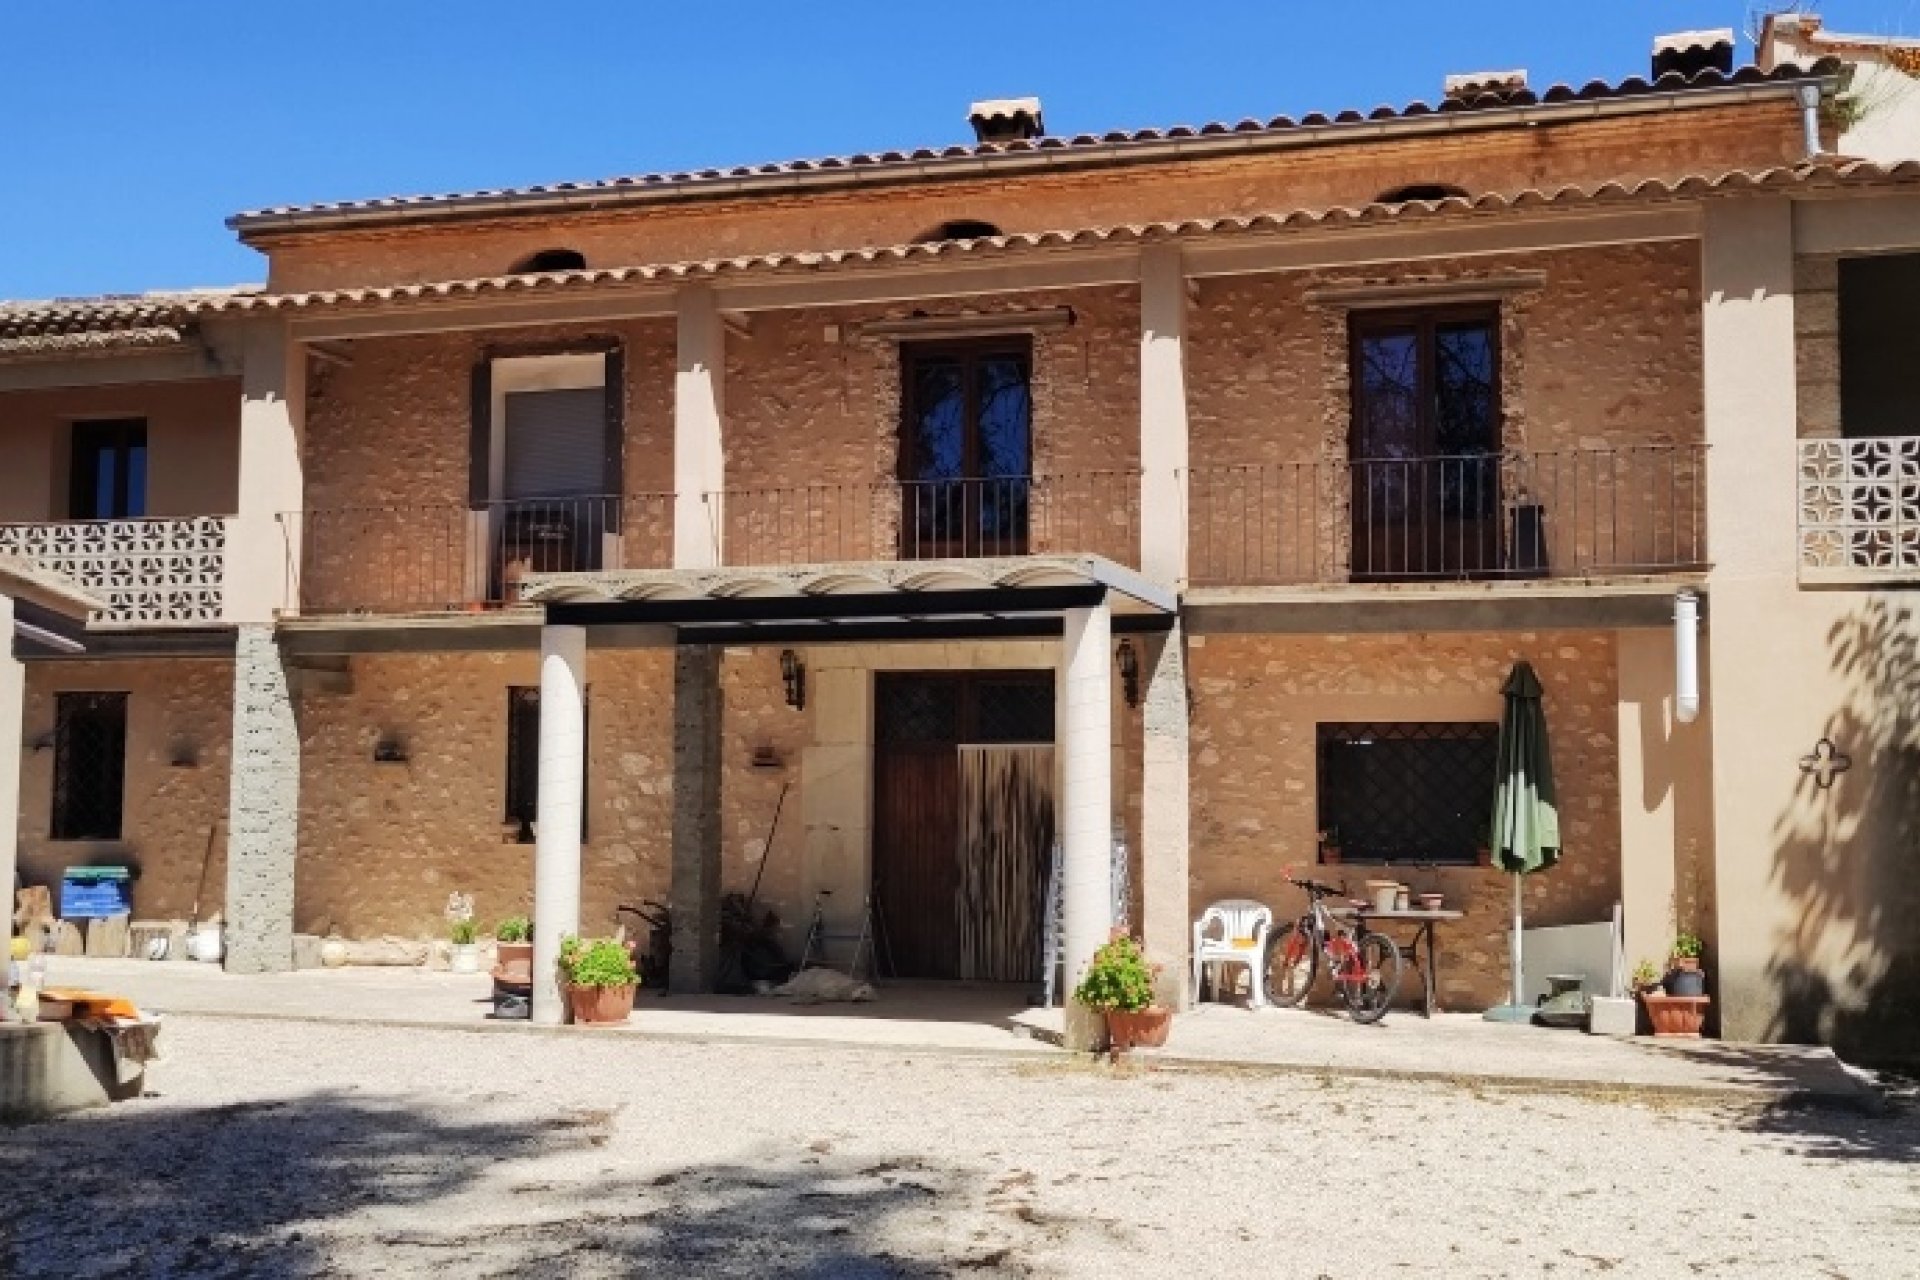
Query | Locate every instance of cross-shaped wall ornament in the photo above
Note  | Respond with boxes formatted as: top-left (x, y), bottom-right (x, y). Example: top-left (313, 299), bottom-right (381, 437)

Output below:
top-left (1799, 738), bottom-right (1853, 790)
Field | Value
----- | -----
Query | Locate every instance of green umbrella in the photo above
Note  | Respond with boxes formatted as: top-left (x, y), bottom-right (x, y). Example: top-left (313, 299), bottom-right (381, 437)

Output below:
top-left (1486, 661), bottom-right (1560, 1022)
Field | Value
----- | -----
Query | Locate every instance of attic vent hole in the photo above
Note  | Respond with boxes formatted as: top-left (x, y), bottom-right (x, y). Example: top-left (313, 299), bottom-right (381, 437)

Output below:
top-left (515, 248), bottom-right (588, 273)
top-left (1375, 184), bottom-right (1469, 205)
top-left (918, 220), bottom-right (1003, 243)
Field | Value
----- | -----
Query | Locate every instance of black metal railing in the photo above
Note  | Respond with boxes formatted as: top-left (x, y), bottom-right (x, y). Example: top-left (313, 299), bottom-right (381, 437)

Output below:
top-left (1189, 445), bottom-right (1707, 586)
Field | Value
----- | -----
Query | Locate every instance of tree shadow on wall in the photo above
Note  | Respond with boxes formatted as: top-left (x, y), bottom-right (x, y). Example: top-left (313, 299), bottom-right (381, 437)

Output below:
top-left (1766, 597), bottom-right (1920, 1068)
top-left (0, 1090), bottom-right (1041, 1277)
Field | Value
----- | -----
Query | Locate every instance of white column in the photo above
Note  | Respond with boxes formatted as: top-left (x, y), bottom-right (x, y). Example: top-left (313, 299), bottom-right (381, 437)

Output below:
top-left (1139, 244), bottom-right (1190, 586)
top-left (1060, 600), bottom-right (1115, 1048)
top-left (0, 595), bottom-right (20, 951)
top-left (532, 624), bottom-right (587, 1025)
top-left (227, 320), bottom-right (305, 624)
top-left (674, 286), bottom-right (726, 569)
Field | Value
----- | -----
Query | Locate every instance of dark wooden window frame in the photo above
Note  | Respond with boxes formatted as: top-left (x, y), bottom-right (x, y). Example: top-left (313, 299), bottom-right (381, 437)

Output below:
top-left (51, 691), bottom-right (128, 842)
top-left (1346, 304), bottom-right (1503, 461)
top-left (897, 337), bottom-right (1035, 558)
top-left (1316, 721), bottom-right (1499, 867)
top-left (69, 419), bottom-right (148, 521)
top-left (504, 686), bottom-right (589, 842)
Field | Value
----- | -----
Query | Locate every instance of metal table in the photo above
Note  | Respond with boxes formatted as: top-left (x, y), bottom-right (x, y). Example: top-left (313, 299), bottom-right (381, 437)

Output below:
top-left (1330, 907), bottom-right (1465, 1018)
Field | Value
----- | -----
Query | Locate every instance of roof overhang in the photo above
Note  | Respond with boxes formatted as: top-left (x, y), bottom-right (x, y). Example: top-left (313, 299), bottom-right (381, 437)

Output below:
top-left (522, 556), bottom-right (1176, 643)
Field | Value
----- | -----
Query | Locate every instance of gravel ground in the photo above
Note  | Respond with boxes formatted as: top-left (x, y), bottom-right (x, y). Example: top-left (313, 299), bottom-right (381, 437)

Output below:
top-left (2, 1017), bottom-right (1914, 1279)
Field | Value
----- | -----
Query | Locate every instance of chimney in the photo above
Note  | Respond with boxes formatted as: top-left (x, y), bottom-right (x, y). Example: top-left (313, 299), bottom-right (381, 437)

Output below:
top-left (968, 97), bottom-right (1045, 144)
top-left (1443, 69), bottom-right (1530, 101)
top-left (1651, 28), bottom-right (1736, 80)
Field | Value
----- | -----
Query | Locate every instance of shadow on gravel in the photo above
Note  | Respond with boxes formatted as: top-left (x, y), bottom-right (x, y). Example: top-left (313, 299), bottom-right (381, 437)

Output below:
top-left (0, 1091), bottom-right (1040, 1277)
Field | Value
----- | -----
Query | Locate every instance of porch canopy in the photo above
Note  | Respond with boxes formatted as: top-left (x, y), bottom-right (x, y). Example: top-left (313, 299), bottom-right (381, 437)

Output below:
top-left (514, 555), bottom-right (1174, 1030)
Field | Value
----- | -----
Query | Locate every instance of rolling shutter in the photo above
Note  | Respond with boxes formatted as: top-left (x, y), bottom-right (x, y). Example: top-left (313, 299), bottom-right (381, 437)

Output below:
top-left (502, 387), bottom-right (611, 500)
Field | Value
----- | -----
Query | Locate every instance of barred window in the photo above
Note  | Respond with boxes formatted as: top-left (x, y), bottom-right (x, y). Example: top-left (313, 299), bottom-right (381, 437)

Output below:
top-left (1316, 722), bottom-right (1497, 866)
top-left (52, 692), bottom-right (128, 841)
top-left (505, 687), bottom-right (587, 841)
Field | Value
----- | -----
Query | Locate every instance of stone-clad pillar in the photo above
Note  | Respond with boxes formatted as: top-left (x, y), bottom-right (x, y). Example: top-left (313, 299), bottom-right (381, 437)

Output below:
top-left (532, 625), bottom-right (587, 1024)
top-left (1139, 622), bottom-right (1191, 1008)
top-left (1060, 601), bottom-right (1115, 1048)
top-left (669, 645), bottom-right (723, 993)
top-left (224, 625), bottom-right (298, 973)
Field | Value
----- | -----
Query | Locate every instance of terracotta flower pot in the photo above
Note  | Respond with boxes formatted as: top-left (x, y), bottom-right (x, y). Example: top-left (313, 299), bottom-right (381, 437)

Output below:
top-left (568, 983), bottom-right (636, 1026)
top-left (1640, 992), bottom-right (1710, 1037)
top-left (1105, 1006), bottom-right (1173, 1051)
top-left (495, 941), bottom-right (533, 976)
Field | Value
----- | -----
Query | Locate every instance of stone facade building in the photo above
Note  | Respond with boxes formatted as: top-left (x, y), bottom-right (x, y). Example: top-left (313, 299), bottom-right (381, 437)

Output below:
top-left (3, 28), bottom-right (1919, 1057)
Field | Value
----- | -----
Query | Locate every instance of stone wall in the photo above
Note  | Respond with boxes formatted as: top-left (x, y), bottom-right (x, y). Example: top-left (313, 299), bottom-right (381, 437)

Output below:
top-left (1186, 629), bottom-right (1621, 1009)
top-left (16, 658), bottom-right (233, 922)
top-left (260, 102), bottom-right (1804, 292)
top-left (293, 649), bottom-right (677, 938)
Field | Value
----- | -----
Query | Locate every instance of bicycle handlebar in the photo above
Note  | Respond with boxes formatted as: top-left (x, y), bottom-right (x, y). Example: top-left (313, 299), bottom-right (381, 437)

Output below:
top-left (1284, 874), bottom-right (1349, 901)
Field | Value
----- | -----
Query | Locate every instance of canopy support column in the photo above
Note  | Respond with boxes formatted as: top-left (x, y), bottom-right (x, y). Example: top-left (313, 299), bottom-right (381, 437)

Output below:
top-left (669, 644), bottom-right (723, 994)
top-left (532, 624), bottom-right (586, 1024)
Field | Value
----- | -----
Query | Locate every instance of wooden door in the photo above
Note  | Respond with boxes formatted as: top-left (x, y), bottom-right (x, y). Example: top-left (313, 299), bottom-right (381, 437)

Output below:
top-left (871, 673), bottom-right (1053, 980)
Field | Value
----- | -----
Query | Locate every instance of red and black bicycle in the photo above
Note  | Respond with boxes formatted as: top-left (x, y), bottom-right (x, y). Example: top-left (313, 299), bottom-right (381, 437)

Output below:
top-left (1264, 873), bottom-right (1403, 1024)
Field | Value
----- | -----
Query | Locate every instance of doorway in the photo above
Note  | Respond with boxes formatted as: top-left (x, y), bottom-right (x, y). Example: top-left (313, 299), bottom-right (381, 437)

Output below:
top-left (871, 672), bottom-right (1055, 980)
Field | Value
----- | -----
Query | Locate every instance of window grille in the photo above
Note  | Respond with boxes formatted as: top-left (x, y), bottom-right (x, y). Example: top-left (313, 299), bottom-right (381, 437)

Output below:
top-left (52, 692), bottom-right (128, 841)
top-left (1317, 722), bottom-right (1497, 865)
top-left (504, 686), bottom-right (587, 841)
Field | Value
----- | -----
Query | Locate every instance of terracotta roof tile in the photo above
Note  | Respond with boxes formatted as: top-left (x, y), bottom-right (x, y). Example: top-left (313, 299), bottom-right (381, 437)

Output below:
top-left (227, 62), bottom-right (1841, 233)
top-left (9, 160), bottom-right (1915, 342)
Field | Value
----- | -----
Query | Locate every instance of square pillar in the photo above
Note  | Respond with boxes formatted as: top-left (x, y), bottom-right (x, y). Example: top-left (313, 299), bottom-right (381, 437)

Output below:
top-left (228, 321), bottom-right (305, 624)
top-left (1060, 601), bottom-right (1114, 1048)
top-left (532, 624), bottom-right (587, 1024)
top-left (674, 287), bottom-right (726, 569)
top-left (224, 625), bottom-right (298, 973)
top-left (1139, 244), bottom-right (1190, 586)
top-left (1139, 622), bottom-right (1191, 1008)
top-left (0, 596), bottom-right (20, 951)
top-left (669, 644), bottom-right (723, 993)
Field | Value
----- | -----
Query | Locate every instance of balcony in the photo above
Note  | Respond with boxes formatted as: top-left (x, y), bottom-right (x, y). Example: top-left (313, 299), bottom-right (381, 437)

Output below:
top-left (292, 495), bottom-right (674, 615)
top-left (717, 471), bottom-right (1142, 569)
top-left (1189, 445), bottom-right (1706, 587)
top-left (1798, 436), bottom-right (1920, 584)
top-left (0, 516), bottom-right (228, 627)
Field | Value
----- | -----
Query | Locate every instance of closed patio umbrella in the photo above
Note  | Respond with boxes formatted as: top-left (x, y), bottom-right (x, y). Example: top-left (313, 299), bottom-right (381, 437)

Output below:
top-left (1484, 660), bottom-right (1560, 1024)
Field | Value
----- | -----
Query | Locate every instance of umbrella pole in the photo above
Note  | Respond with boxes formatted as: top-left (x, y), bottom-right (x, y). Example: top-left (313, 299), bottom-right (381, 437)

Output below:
top-left (1484, 872), bottom-right (1534, 1024)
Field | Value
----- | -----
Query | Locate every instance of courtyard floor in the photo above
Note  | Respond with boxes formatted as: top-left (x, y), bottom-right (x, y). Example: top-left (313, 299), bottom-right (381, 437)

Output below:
top-left (2, 1012), bottom-right (1914, 1277)
top-left (37, 956), bottom-right (1880, 1104)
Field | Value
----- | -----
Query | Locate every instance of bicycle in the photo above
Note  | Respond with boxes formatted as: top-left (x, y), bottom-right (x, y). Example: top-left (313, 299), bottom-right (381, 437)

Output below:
top-left (1263, 872), bottom-right (1403, 1024)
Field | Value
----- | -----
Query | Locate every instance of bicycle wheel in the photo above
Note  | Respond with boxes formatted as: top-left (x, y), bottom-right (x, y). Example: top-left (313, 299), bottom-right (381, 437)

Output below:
top-left (1336, 933), bottom-right (1402, 1024)
top-left (1264, 922), bottom-right (1319, 1007)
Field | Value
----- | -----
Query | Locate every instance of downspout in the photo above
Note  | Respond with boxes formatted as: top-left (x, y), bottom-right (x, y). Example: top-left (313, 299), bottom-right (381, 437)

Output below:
top-left (1796, 81), bottom-right (1825, 158)
top-left (1674, 589), bottom-right (1700, 724)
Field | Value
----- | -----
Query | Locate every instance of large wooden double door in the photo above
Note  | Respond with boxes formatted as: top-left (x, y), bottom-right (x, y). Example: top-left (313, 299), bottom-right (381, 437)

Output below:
top-left (871, 672), bottom-right (1054, 980)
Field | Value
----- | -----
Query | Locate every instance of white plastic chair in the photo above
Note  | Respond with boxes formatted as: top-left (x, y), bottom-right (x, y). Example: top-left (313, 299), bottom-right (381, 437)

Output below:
top-left (1191, 899), bottom-right (1274, 1008)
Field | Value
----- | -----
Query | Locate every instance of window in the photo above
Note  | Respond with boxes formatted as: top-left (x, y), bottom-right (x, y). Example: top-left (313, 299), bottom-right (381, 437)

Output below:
top-left (1317, 723), bottom-right (1497, 866)
top-left (898, 338), bottom-right (1033, 557)
top-left (70, 420), bottom-right (147, 520)
top-left (504, 687), bottom-right (587, 841)
top-left (484, 352), bottom-right (618, 595)
top-left (514, 248), bottom-right (588, 272)
top-left (1349, 307), bottom-right (1501, 578)
top-left (52, 692), bottom-right (128, 841)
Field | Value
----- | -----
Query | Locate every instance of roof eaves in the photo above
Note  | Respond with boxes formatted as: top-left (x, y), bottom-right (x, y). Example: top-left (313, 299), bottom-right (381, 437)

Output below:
top-left (225, 63), bottom-right (1843, 240)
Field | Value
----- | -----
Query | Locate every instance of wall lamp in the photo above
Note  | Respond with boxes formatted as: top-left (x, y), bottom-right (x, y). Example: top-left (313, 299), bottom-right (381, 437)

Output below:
top-left (1116, 639), bottom-right (1140, 708)
top-left (779, 649), bottom-right (807, 711)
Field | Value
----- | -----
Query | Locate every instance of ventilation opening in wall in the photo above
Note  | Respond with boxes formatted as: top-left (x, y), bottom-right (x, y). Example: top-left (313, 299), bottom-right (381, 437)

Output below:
top-left (1374, 183), bottom-right (1470, 205)
top-left (917, 220), bottom-right (1004, 243)
top-left (514, 248), bottom-right (588, 272)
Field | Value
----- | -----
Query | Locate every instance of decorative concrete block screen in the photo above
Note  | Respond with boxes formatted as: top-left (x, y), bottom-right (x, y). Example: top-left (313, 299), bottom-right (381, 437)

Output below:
top-left (1799, 436), bottom-right (1920, 582)
top-left (0, 516), bottom-right (227, 625)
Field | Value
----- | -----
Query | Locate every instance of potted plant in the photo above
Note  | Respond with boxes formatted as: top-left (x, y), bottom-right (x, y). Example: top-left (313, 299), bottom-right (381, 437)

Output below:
top-left (1072, 934), bottom-right (1171, 1052)
top-left (1666, 933), bottom-right (1706, 996)
top-left (445, 891), bottom-right (480, 973)
top-left (1629, 958), bottom-right (1663, 997)
top-left (560, 936), bottom-right (639, 1025)
top-left (1317, 828), bottom-right (1342, 865)
top-left (494, 915), bottom-right (533, 976)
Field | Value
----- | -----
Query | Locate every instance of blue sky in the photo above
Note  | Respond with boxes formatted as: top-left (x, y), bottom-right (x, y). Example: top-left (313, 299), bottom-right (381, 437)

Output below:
top-left (1, 1), bottom-right (1914, 298)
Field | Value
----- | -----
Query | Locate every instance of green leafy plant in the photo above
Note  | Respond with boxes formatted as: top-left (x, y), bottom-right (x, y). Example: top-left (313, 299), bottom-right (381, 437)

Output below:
top-left (1072, 935), bottom-right (1157, 1014)
top-left (449, 918), bottom-right (479, 946)
top-left (560, 937), bottom-right (639, 990)
top-left (494, 915), bottom-right (532, 944)
top-left (1671, 933), bottom-right (1704, 961)
top-left (1630, 958), bottom-right (1662, 992)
